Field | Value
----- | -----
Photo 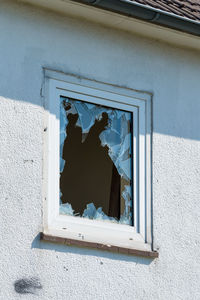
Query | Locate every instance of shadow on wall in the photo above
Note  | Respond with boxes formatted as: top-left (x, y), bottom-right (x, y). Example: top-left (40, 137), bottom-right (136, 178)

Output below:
top-left (1, 67), bottom-right (200, 141)
top-left (3, 68), bottom-right (200, 264)
top-left (31, 234), bottom-right (153, 265)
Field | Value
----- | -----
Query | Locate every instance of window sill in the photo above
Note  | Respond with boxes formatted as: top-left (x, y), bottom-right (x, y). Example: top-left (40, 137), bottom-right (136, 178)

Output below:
top-left (40, 233), bottom-right (158, 258)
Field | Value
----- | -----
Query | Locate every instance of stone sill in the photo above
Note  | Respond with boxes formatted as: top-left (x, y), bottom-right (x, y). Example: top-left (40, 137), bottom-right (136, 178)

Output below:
top-left (40, 233), bottom-right (159, 258)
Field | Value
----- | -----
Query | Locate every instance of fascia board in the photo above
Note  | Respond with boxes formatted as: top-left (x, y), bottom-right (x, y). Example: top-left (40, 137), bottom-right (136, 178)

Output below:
top-left (19, 0), bottom-right (200, 51)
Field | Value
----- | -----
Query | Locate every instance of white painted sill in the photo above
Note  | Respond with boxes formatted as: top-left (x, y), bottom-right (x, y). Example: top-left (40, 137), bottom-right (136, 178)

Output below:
top-left (40, 232), bottom-right (158, 258)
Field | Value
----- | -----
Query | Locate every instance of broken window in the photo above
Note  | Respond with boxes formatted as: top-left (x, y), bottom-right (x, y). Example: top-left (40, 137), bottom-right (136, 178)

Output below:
top-left (44, 72), bottom-right (152, 252)
top-left (59, 97), bottom-right (133, 225)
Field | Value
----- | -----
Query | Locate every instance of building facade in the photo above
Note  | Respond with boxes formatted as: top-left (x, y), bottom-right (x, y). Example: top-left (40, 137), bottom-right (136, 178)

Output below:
top-left (0, 0), bottom-right (200, 299)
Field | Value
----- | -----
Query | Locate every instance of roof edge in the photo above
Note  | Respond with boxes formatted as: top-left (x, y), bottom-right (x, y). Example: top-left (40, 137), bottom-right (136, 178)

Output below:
top-left (72, 0), bottom-right (200, 37)
top-left (122, 0), bottom-right (200, 26)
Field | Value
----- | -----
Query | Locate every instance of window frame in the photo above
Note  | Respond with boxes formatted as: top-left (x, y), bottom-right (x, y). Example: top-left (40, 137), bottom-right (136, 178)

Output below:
top-left (43, 69), bottom-right (152, 252)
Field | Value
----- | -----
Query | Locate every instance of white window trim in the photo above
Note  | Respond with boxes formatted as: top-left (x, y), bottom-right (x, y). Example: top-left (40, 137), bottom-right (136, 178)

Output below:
top-left (43, 69), bottom-right (152, 252)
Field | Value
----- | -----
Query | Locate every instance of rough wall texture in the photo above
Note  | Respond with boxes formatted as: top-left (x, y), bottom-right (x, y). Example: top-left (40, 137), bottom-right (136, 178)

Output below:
top-left (0, 1), bottom-right (200, 299)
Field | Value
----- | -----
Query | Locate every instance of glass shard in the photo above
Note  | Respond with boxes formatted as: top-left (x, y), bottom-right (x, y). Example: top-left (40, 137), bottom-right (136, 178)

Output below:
top-left (60, 97), bottom-right (133, 225)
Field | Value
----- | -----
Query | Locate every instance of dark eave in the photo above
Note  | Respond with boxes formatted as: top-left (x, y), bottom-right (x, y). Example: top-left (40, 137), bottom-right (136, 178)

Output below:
top-left (71, 0), bottom-right (200, 37)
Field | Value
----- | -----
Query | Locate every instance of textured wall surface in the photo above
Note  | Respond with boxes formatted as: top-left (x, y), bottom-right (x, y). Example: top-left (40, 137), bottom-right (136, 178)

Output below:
top-left (0, 1), bottom-right (200, 299)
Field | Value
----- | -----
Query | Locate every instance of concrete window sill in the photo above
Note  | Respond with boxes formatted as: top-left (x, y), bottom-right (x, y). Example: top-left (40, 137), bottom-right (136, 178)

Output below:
top-left (40, 233), bottom-right (159, 258)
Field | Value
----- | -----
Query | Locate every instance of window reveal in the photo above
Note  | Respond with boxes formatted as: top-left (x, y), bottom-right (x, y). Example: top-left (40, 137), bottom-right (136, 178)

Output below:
top-left (59, 97), bottom-right (133, 225)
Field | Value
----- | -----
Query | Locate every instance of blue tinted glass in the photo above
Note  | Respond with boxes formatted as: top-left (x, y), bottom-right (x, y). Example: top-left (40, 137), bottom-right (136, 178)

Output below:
top-left (60, 97), bottom-right (133, 225)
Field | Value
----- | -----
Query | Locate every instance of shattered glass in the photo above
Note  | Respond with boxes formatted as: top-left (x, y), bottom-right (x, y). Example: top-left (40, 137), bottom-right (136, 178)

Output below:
top-left (59, 97), bottom-right (133, 225)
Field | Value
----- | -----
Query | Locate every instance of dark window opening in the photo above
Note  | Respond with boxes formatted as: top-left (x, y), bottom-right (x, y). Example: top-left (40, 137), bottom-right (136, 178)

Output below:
top-left (59, 97), bottom-right (133, 225)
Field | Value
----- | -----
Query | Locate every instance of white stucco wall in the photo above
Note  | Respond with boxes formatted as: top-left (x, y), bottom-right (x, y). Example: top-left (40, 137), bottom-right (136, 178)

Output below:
top-left (0, 1), bottom-right (200, 299)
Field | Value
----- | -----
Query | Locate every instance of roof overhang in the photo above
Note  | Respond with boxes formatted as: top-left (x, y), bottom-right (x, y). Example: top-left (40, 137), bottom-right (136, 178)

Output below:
top-left (78, 0), bottom-right (200, 36)
top-left (19, 0), bottom-right (200, 51)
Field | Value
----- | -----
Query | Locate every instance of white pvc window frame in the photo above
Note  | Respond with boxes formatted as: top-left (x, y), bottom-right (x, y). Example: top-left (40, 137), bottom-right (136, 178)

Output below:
top-left (43, 69), bottom-right (152, 252)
